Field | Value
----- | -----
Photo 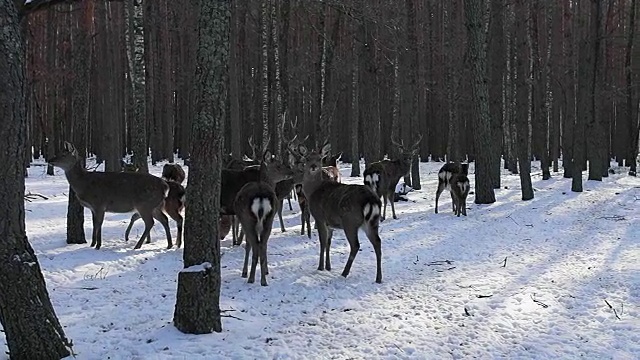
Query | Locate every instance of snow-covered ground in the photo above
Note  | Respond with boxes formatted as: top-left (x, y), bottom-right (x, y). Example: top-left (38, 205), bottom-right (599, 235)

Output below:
top-left (3, 157), bottom-right (639, 359)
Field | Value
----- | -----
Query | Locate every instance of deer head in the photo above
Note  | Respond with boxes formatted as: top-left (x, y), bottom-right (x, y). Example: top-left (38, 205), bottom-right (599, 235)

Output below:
top-left (48, 141), bottom-right (80, 171)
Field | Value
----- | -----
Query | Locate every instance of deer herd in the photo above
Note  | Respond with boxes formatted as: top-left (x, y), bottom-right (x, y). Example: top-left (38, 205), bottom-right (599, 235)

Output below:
top-left (49, 130), bottom-right (471, 287)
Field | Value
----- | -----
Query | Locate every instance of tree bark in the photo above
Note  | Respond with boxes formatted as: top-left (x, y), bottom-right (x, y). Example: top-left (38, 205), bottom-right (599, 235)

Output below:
top-left (626, 0), bottom-right (638, 176)
top-left (0, 2), bottom-right (73, 359)
top-left (173, 0), bottom-right (229, 334)
top-left (67, 0), bottom-right (93, 245)
top-left (464, 0), bottom-right (496, 204)
top-left (260, 0), bottom-right (270, 151)
top-left (350, 22), bottom-right (360, 177)
top-left (587, 0), bottom-right (604, 180)
top-left (128, 0), bottom-right (148, 172)
top-left (487, 0), bottom-right (505, 188)
top-left (515, 0), bottom-right (534, 200)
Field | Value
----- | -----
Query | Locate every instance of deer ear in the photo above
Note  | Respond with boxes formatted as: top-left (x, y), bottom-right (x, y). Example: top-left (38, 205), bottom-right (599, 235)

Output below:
top-left (64, 141), bottom-right (77, 155)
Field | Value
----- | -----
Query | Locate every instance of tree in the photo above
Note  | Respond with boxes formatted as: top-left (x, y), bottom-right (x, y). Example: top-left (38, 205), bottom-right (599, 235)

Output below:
top-left (0, 1), bottom-right (73, 358)
top-left (514, 0), bottom-right (534, 200)
top-left (173, 0), bottom-right (229, 334)
top-left (626, 0), bottom-right (638, 176)
top-left (464, 0), bottom-right (496, 204)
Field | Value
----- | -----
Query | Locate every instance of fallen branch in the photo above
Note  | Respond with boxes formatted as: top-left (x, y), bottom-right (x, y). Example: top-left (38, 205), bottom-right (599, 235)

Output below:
top-left (604, 300), bottom-right (621, 320)
top-left (436, 266), bottom-right (456, 272)
top-left (597, 215), bottom-right (626, 221)
top-left (530, 295), bottom-right (549, 308)
top-left (24, 192), bottom-right (49, 202)
top-left (476, 294), bottom-right (493, 298)
top-left (464, 307), bottom-right (471, 316)
top-left (502, 257), bottom-right (508, 267)
top-left (427, 260), bottom-right (454, 266)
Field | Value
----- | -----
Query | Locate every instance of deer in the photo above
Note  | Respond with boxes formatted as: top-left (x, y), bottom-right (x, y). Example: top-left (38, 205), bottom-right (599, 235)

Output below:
top-left (363, 134), bottom-right (422, 221)
top-left (435, 162), bottom-right (470, 216)
top-left (234, 151), bottom-right (283, 286)
top-left (322, 151), bottom-right (343, 183)
top-left (124, 164), bottom-right (187, 247)
top-left (297, 142), bottom-right (383, 283)
top-left (48, 142), bottom-right (172, 250)
top-left (162, 163), bottom-right (186, 184)
top-left (221, 152), bottom-right (295, 245)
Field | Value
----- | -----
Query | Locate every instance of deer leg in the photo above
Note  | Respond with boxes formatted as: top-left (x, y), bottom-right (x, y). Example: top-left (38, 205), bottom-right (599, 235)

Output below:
top-left (325, 228), bottom-right (333, 271)
top-left (316, 222), bottom-right (329, 271)
top-left (287, 194), bottom-right (293, 211)
top-left (124, 212), bottom-right (141, 242)
top-left (462, 197), bottom-right (467, 216)
top-left (91, 209), bottom-right (105, 250)
top-left (389, 190), bottom-right (398, 219)
top-left (277, 199), bottom-right (286, 232)
top-left (166, 206), bottom-right (184, 248)
top-left (380, 193), bottom-right (388, 221)
top-left (341, 225), bottom-right (361, 279)
top-left (450, 191), bottom-right (457, 213)
top-left (134, 211), bottom-right (155, 249)
top-left (259, 241), bottom-right (269, 286)
top-left (305, 212), bottom-right (311, 239)
top-left (241, 240), bottom-right (251, 278)
top-left (434, 183), bottom-right (445, 214)
top-left (248, 241), bottom-right (259, 284)
top-left (154, 210), bottom-right (173, 249)
top-left (363, 223), bottom-right (383, 284)
top-left (300, 210), bottom-right (306, 236)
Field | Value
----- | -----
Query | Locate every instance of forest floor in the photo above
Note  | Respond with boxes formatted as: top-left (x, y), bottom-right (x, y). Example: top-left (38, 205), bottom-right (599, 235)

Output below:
top-left (3, 158), bottom-right (640, 359)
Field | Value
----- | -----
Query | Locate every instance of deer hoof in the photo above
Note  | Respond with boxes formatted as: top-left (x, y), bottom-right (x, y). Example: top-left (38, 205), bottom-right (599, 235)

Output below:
top-left (261, 280), bottom-right (268, 286)
top-left (247, 278), bottom-right (255, 284)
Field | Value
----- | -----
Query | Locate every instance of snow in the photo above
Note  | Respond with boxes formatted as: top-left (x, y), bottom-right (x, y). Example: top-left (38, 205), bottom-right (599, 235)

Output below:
top-left (2, 157), bottom-right (639, 359)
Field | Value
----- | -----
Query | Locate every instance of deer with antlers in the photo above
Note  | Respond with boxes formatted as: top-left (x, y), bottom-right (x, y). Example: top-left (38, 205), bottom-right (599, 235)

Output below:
top-left (363, 134), bottom-right (422, 221)
top-left (296, 142), bottom-right (383, 283)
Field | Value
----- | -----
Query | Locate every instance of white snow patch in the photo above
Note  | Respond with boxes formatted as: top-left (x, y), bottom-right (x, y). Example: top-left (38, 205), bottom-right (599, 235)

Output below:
top-left (181, 262), bottom-right (212, 273)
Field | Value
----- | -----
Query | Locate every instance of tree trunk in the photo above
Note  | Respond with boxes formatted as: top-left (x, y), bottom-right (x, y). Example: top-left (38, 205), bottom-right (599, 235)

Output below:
top-left (350, 23), bottom-right (360, 177)
top-left (406, 0), bottom-right (421, 189)
top-left (260, 0), bottom-right (270, 151)
top-left (172, 0), bottom-right (228, 334)
top-left (487, 0), bottom-right (505, 188)
top-left (128, 0), bottom-right (148, 172)
top-left (229, 0), bottom-right (242, 159)
top-left (587, 0), bottom-right (604, 180)
top-left (464, 0), bottom-right (496, 204)
top-left (626, 0), bottom-right (638, 176)
top-left (515, 0), bottom-right (534, 200)
top-left (67, 0), bottom-right (93, 245)
top-left (572, 0), bottom-right (589, 192)
top-left (0, 3), bottom-right (73, 359)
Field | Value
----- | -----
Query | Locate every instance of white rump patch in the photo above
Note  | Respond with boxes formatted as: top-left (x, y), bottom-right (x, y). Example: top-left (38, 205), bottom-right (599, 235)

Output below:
top-left (251, 198), bottom-right (272, 239)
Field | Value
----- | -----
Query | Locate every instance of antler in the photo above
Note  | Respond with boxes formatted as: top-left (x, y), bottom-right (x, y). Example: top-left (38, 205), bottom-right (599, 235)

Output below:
top-left (391, 134), bottom-right (405, 151)
top-left (411, 134), bottom-right (423, 150)
top-left (248, 136), bottom-right (258, 160)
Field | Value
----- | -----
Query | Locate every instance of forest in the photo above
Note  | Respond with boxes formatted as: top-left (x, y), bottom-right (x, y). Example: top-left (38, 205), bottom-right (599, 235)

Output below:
top-left (1, 0), bottom-right (639, 359)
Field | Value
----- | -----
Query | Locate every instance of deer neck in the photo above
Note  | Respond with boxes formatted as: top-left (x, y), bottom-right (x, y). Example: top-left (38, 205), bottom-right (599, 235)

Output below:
top-left (64, 161), bottom-right (90, 193)
top-left (301, 169), bottom-right (325, 198)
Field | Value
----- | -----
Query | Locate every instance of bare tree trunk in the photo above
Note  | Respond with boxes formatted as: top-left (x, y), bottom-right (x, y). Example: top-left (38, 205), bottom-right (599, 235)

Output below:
top-left (626, 0), bottom-right (638, 176)
top-left (350, 23), bottom-right (360, 177)
top-left (260, 0), bottom-right (270, 151)
top-left (0, 3), bottom-right (73, 359)
top-left (488, 0), bottom-right (505, 187)
top-left (464, 0), bottom-right (497, 204)
top-left (515, 0), bottom-right (534, 200)
top-left (229, 0), bottom-right (242, 160)
top-left (587, 0), bottom-right (604, 180)
top-left (572, 1), bottom-right (589, 192)
top-left (173, 0), bottom-right (228, 335)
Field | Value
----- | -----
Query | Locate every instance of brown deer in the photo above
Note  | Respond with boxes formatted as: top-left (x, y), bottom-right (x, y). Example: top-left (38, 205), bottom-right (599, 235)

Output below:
top-left (221, 154), bottom-right (294, 245)
top-left (234, 152), bottom-right (282, 286)
top-left (162, 163), bottom-right (186, 184)
top-left (435, 162), bottom-right (470, 216)
top-left (49, 142), bottom-right (172, 250)
top-left (124, 173), bottom-right (186, 247)
top-left (299, 143), bottom-right (383, 283)
top-left (363, 134), bottom-right (422, 221)
top-left (322, 152), bottom-right (342, 183)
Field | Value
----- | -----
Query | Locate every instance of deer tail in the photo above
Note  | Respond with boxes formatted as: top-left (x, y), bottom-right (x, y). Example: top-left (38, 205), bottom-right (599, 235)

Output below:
top-left (251, 197), bottom-right (272, 240)
top-left (363, 201), bottom-right (381, 225)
